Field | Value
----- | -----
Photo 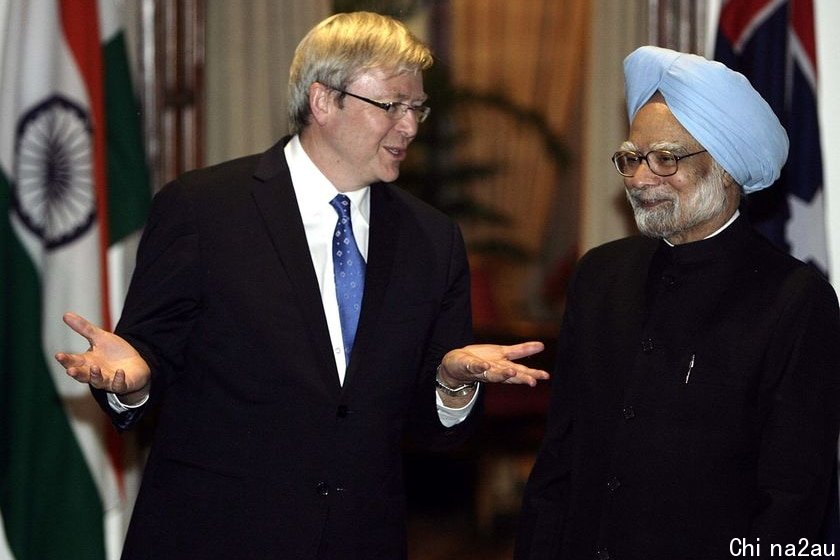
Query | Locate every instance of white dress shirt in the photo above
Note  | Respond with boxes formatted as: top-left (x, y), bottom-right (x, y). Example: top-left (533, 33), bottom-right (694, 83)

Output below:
top-left (285, 136), bottom-right (476, 424)
top-left (285, 135), bottom-right (368, 382)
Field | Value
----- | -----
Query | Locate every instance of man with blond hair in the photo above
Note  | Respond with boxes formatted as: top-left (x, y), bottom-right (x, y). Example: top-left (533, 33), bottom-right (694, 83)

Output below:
top-left (56, 12), bottom-right (547, 559)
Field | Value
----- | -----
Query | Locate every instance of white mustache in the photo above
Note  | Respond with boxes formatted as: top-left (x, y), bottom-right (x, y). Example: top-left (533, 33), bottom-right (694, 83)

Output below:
top-left (627, 187), bottom-right (676, 205)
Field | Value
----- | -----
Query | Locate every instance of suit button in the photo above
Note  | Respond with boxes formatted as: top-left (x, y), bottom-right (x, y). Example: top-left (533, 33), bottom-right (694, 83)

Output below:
top-left (641, 338), bottom-right (654, 353)
top-left (607, 476), bottom-right (621, 492)
top-left (595, 547), bottom-right (611, 560)
top-left (316, 482), bottom-right (330, 496)
top-left (622, 406), bottom-right (635, 420)
top-left (337, 405), bottom-right (349, 418)
top-left (661, 274), bottom-right (676, 287)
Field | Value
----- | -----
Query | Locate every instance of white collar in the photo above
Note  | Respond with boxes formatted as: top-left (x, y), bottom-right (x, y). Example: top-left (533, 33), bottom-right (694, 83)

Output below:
top-left (284, 135), bottom-right (370, 226)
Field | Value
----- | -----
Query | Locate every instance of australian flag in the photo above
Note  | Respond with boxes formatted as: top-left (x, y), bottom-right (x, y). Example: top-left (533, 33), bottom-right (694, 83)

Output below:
top-left (715, 1), bottom-right (837, 551)
top-left (715, 0), bottom-right (828, 276)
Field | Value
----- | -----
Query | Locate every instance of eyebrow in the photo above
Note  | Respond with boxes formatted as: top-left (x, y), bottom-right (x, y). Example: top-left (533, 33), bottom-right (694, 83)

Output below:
top-left (384, 91), bottom-right (428, 104)
top-left (405, 97), bottom-right (429, 107)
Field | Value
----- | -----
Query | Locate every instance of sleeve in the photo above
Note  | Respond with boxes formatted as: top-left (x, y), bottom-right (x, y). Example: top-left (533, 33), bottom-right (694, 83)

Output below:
top-left (404, 221), bottom-right (483, 451)
top-left (92, 178), bottom-right (202, 431)
top-left (749, 268), bottom-right (840, 544)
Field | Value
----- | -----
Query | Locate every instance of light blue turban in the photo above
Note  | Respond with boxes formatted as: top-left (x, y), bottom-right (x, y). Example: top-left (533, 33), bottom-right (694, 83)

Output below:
top-left (623, 46), bottom-right (789, 193)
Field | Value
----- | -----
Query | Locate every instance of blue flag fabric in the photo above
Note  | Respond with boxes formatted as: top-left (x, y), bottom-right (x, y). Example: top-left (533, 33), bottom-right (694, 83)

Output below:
top-left (715, 0), bottom-right (828, 275)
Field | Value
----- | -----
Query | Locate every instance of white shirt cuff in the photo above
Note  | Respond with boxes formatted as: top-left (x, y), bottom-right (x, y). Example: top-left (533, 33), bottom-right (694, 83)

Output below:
top-left (435, 384), bottom-right (480, 427)
top-left (106, 391), bottom-right (149, 413)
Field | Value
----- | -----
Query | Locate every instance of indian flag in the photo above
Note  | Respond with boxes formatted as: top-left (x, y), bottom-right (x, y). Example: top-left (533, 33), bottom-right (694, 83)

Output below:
top-left (0, 0), bottom-right (150, 558)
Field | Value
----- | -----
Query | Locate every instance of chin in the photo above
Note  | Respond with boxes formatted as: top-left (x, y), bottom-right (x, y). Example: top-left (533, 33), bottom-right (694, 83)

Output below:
top-left (378, 167), bottom-right (401, 184)
top-left (635, 215), bottom-right (684, 239)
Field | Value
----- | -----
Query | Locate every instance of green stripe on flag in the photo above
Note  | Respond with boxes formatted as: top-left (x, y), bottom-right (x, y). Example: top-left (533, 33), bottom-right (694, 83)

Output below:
top-left (103, 32), bottom-right (151, 244)
top-left (1, 171), bottom-right (107, 559)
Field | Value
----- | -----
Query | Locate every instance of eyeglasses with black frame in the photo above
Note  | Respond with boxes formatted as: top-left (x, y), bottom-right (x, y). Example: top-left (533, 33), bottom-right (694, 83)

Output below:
top-left (333, 88), bottom-right (431, 123)
top-left (611, 149), bottom-right (708, 177)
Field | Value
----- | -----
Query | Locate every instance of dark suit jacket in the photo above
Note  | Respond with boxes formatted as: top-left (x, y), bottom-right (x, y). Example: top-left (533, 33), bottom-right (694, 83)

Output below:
top-left (94, 138), bottom-right (480, 559)
top-left (516, 216), bottom-right (840, 560)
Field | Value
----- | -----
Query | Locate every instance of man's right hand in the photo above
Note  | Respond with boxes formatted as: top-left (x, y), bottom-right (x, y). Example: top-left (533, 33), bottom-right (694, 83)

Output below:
top-left (55, 312), bottom-right (151, 405)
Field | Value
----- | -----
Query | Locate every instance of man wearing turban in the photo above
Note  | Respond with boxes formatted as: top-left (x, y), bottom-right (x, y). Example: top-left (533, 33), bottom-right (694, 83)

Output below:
top-left (515, 46), bottom-right (840, 559)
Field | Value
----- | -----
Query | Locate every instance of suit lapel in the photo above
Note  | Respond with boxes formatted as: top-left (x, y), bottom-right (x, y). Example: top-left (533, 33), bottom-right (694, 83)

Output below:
top-left (250, 140), bottom-right (341, 397)
top-left (342, 183), bottom-right (399, 389)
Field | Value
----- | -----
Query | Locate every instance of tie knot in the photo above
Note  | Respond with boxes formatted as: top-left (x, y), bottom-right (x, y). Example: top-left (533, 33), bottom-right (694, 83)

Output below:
top-left (330, 194), bottom-right (352, 219)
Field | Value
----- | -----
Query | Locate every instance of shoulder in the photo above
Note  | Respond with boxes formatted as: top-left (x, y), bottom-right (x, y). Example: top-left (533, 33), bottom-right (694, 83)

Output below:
top-left (160, 153), bottom-right (265, 201)
top-left (374, 182), bottom-right (459, 231)
top-left (377, 182), bottom-right (451, 217)
top-left (577, 236), bottom-right (658, 275)
top-left (742, 227), bottom-right (833, 295)
top-left (184, 154), bottom-right (264, 184)
top-left (156, 138), bottom-right (290, 205)
top-left (140, 152), bottom-right (268, 243)
top-left (718, 215), bottom-right (812, 278)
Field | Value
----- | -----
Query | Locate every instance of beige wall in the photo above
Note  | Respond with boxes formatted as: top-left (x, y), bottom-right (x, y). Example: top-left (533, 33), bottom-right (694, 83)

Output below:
top-left (204, 0), bottom-right (330, 165)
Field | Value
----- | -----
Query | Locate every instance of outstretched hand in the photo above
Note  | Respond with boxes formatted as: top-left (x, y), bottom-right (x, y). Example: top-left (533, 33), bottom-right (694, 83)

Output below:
top-left (54, 312), bottom-right (151, 404)
top-left (439, 341), bottom-right (549, 388)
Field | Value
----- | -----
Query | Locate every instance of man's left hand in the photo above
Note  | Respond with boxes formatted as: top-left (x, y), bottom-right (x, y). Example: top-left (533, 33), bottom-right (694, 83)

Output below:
top-left (439, 341), bottom-right (549, 387)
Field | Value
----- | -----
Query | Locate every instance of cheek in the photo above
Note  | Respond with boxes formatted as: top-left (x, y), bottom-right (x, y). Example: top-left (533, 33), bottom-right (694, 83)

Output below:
top-left (665, 171), bottom-right (697, 196)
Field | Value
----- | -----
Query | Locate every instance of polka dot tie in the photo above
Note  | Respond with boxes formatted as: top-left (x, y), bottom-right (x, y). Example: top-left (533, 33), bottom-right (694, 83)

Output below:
top-left (330, 194), bottom-right (366, 365)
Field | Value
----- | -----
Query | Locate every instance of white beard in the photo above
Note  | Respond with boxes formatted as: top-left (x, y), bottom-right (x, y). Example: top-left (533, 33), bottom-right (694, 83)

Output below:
top-left (626, 168), bottom-right (728, 239)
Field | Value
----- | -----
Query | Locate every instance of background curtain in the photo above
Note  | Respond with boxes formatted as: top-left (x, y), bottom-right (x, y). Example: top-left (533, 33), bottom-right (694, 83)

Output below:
top-left (447, 0), bottom-right (590, 326)
top-left (580, 1), bottom-right (653, 253)
top-left (204, 0), bottom-right (330, 165)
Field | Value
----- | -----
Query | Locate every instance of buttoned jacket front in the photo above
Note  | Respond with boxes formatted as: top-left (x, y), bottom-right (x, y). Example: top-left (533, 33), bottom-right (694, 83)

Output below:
top-left (516, 216), bottom-right (840, 560)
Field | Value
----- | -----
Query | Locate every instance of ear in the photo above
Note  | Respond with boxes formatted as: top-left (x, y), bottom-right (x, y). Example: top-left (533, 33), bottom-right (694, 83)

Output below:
top-left (309, 82), bottom-right (335, 126)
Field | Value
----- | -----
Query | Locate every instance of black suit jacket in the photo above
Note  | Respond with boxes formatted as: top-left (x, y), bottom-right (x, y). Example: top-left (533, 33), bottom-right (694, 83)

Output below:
top-left (516, 216), bottom-right (840, 560)
top-left (95, 138), bottom-right (480, 559)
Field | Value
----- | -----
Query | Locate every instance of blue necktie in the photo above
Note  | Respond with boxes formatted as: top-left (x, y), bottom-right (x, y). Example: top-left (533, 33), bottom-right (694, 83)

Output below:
top-left (330, 194), bottom-right (365, 364)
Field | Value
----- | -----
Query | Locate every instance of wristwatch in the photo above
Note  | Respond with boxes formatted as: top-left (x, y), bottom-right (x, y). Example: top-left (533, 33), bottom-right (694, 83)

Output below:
top-left (434, 365), bottom-right (478, 397)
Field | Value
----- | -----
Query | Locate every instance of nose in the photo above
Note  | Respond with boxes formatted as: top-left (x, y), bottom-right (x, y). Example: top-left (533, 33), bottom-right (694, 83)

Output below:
top-left (625, 158), bottom-right (660, 188)
top-left (394, 109), bottom-right (419, 138)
